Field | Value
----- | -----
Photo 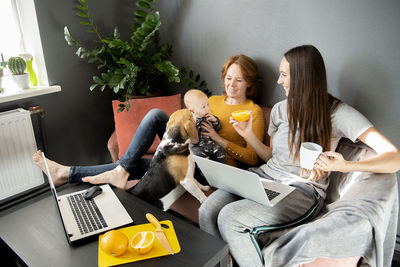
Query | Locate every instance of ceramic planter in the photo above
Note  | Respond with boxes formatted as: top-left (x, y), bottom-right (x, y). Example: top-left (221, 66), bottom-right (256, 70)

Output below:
top-left (0, 68), bottom-right (3, 92)
top-left (12, 73), bottom-right (30, 89)
top-left (0, 76), bottom-right (4, 93)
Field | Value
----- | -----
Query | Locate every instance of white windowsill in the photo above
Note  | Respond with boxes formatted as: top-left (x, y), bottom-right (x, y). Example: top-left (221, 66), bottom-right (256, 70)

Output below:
top-left (0, 85), bottom-right (61, 104)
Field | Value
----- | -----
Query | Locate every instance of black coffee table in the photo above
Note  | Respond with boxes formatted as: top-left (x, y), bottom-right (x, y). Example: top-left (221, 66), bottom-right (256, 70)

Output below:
top-left (0, 183), bottom-right (229, 266)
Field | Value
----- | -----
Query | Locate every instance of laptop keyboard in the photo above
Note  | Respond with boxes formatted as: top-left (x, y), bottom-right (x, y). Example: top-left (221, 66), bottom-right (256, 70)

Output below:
top-left (264, 188), bottom-right (281, 201)
top-left (67, 194), bottom-right (108, 235)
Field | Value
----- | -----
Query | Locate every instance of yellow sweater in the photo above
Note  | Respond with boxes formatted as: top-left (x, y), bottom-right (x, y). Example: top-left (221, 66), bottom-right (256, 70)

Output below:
top-left (209, 95), bottom-right (265, 167)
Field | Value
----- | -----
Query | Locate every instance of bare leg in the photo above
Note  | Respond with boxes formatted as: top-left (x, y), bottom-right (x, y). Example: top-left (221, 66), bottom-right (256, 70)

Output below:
top-left (81, 165), bottom-right (129, 190)
top-left (32, 150), bottom-right (69, 187)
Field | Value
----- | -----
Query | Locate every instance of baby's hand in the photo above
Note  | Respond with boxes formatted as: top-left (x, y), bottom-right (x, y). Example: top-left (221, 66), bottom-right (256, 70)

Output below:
top-left (205, 113), bottom-right (217, 122)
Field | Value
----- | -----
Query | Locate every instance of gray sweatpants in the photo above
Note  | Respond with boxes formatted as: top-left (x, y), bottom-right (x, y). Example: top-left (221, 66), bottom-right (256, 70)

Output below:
top-left (199, 183), bottom-right (323, 267)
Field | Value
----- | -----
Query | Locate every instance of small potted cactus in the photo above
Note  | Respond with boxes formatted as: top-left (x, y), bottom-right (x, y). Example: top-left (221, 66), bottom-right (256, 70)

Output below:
top-left (8, 56), bottom-right (30, 89)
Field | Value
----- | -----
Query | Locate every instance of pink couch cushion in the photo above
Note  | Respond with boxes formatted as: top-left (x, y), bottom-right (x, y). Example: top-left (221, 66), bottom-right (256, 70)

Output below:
top-left (112, 94), bottom-right (182, 159)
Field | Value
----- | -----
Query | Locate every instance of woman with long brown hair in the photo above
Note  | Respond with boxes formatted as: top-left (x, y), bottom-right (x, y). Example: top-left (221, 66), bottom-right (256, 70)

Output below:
top-left (199, 45), bottom-right (400, 266)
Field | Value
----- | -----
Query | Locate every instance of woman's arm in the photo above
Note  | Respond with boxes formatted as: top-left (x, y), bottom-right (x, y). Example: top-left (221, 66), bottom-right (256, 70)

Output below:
top-left (201, 109), bottom-right (265, 166)
top-left (316, 127), bottom-right (400, 173)
top-left (231, 113), bottom-right (273, 163)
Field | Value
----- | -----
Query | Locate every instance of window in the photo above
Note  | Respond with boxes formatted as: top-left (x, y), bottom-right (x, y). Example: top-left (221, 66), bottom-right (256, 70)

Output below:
top-left (0, 0), bottom-right (61, 103)
top-left (0, 0), bottom-right (21, 62)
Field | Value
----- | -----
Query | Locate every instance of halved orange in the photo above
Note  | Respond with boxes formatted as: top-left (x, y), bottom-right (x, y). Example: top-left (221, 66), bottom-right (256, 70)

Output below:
top-left (231, 110), bottom-right (251, 121)
top-left (100, 230), bottom-right (129, 256)
top-left (130, 231), bottom-right (155, 254)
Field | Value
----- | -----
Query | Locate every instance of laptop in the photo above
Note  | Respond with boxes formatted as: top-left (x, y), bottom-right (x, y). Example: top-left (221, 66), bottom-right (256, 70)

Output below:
top-left (41, 152), bottom-right (133, 243)
top-left (194, 155), bottom-right (295, 206)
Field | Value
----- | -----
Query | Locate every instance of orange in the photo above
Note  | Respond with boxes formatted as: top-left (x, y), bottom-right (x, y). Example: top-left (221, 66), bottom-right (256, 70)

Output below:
top-left (130, 231), bottom-right (155, 254)
top-left (231, 110), bottom-right (251, 121)
top-left (100, 230), bottom-right (129, 256)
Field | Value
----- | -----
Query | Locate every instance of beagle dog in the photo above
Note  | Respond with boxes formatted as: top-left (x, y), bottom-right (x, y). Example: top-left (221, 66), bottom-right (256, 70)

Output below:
top-left (130, 109), bottom-right (210, 209)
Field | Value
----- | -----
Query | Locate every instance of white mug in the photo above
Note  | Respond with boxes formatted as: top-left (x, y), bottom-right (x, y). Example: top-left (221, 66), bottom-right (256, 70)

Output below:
top-left (300, 142), bottom-right (323, 170)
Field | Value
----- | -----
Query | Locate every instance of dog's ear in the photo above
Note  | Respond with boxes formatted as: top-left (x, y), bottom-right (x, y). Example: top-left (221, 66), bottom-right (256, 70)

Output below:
top-left (183, 112), bottom-right (198, 143)
top-left (166, 109), bottom-right (182, 131)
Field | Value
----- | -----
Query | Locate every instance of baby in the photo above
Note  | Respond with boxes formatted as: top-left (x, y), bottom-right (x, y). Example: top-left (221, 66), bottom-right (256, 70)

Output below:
top-left (184, 89), bottom-right (226, 163)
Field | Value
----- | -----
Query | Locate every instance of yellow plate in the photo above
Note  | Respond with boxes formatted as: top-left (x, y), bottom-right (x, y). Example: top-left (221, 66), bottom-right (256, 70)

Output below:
top-left (98, 220), bottom-right (180, 267)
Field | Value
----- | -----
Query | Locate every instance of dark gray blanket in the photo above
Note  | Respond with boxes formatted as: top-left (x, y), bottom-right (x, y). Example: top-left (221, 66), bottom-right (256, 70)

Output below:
top-left (261, 140), bottom-right (398, 267)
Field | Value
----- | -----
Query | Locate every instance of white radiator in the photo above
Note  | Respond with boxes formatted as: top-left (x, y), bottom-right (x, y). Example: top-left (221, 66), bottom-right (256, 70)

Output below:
top-left (0, 108), bottom-right (44, 202)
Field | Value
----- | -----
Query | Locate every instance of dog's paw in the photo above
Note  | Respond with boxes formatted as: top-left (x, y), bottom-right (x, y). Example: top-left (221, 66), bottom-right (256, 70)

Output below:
top-left (201, 185), bottom-right (212, 192)
top-left (199, 196), bottom-right (208, 204)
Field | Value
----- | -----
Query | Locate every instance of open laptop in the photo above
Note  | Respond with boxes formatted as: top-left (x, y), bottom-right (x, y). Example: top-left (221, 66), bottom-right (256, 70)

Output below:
top-left (41, 152), bottom-right (133, 243)
top-left (194, 155), bottom-right (295, 206)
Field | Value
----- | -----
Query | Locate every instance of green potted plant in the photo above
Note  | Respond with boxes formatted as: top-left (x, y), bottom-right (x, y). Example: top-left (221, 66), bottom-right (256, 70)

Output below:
top-left (64, 0), bottom-right (180, 111)
top-left (7, 56), bottom-right (30, 89)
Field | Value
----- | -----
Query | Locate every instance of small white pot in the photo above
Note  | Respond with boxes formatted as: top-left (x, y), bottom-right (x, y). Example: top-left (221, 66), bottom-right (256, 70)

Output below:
top-left (0, 76), bottom-right (4, 92)
top-left (12, 73), bottom-right (30, 89)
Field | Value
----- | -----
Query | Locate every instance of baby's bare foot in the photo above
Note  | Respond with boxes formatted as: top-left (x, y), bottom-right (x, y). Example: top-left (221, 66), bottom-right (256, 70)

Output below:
top-left (32, 150), bottom-right (69, 187)
top-left (82, 165), bottom-right (129, 190)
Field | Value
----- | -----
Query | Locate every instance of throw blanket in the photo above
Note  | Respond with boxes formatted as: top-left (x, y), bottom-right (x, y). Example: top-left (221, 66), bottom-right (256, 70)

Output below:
top-left (259, 139), bottom-right (398, 267)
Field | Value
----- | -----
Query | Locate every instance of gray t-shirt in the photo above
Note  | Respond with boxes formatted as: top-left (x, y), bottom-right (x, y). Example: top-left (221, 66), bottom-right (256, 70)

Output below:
top-left (260, 99), bottom-right (373, 198)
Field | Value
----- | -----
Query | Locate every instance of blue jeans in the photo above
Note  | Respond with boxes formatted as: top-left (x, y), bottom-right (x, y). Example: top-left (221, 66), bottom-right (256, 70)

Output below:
top-left (69, 109), bottom-right (169, 183)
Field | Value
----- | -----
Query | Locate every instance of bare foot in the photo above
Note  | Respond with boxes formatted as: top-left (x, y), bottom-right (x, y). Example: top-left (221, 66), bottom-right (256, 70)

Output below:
top-left (82, 165), bottom-right (129, 190)
top-left (32, 150), bottom-right (69, 187)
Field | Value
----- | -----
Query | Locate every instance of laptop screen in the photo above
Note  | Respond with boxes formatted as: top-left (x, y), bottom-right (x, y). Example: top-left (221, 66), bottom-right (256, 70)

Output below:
top-left (41, 152), bottom-right (58, 199)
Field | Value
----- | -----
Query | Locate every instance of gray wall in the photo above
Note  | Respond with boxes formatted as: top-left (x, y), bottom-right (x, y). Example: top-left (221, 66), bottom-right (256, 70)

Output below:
top-left (0, 0), bottom-right (398, 255)
top-left (158, 0), bottom-right (400, 249)
top-left (159, 0), bottom-right (400, 149)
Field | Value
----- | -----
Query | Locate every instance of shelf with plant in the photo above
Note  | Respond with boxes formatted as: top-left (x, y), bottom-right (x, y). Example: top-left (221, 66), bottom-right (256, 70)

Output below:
top-left (64, 0), bottom-right (181, 111)
top-left (7, 56), bottom-right (31, 89)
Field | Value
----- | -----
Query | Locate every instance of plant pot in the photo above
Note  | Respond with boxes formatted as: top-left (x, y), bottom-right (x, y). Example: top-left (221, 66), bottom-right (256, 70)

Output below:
top-left (0, 77), bottom-right (4, 93)
top-left (12, 73), bottom-right (30, 89)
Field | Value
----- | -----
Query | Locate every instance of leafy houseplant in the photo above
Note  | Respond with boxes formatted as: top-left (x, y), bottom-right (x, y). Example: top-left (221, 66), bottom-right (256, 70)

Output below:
top-left (179, 67), bottom-right (211, 96)
top-left (64, 0), bottom-right (180, 111)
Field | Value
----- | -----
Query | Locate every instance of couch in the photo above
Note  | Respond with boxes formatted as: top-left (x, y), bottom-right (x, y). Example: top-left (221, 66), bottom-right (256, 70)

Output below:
top-left (168, 107), bottom-right (398, 267)
top-left (256, 138), bottom-right (398, 267)
top-left (109, 106), bottom-right (398, 266)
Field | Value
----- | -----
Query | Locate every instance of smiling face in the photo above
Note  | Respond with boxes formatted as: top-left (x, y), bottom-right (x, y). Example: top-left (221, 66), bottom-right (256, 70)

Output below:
top-left (277, 57), bottom-right (290, 97)
top-left (224, 63), bottom-right (249, 103)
